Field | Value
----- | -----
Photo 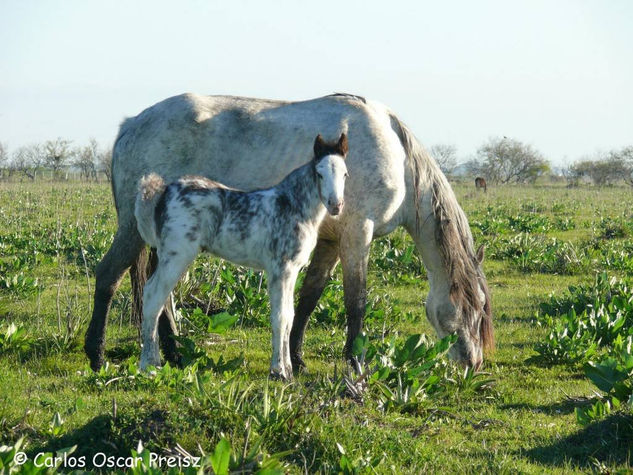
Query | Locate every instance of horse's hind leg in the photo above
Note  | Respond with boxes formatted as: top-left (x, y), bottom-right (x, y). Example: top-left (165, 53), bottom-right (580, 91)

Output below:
top-left (85, 225), bottom-right (145, 371)
top-left (289, 238), bottom-right (339, 372)
top-left (339, 218), bottom-right (374, 360)
top-left (129, 246), bottom-right (148, 328)
top-left (148, 248), bottom-right (181, 366)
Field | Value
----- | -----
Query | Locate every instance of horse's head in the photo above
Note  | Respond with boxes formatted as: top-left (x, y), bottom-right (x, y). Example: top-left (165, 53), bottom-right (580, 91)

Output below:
top-left (452, 244), bottom-right (493, 370)
top-left (427, 244), bottom-right (494, 371)
top-left (313, 133), bottom-right (348, 216)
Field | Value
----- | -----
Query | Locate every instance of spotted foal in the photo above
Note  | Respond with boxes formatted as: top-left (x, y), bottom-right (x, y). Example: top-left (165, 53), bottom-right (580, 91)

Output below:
top-left (134, 133), bottom-right (348, 379)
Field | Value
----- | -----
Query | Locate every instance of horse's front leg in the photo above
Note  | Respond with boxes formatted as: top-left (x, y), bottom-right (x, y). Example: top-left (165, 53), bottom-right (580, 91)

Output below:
top-left (339, 218), bottom-right (374, 360)
top-left (290, 238), bottom-right (339, 372)
top-left (268, 266), bottom-right (298, 380)
top-left (85, 225), bottom-right (145, 371)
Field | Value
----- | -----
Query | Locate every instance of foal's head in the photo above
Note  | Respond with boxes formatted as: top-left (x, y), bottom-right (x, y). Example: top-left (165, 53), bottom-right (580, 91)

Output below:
top-left (313, 133), bottom-right (349, 216)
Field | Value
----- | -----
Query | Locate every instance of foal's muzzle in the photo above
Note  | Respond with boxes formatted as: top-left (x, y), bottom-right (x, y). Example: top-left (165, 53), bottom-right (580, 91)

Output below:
top-left (328, 199), bottom-right (344, 216)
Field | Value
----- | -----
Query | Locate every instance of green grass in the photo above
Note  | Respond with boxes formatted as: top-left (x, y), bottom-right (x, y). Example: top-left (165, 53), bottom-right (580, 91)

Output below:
top-left (0, 180), bottom-right (632, 473)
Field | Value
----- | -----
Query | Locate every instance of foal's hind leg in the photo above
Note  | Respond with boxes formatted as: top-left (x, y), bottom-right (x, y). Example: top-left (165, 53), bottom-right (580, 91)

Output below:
top-left (148, 249), bottom-right (182, 366)
top-left (130, 248), bottom-right (181, 365)
top-left (339, 218), bottom-right (374, 360)
top-left (289, 238), bottom-right (339, 372)
top-left (85, 225), bottom-right (145, 371)
top-left (140, 248), bottom-right (196, 370)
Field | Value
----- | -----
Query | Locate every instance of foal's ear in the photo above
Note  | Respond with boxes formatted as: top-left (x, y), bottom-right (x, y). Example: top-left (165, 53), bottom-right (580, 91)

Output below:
top-left (336, 133), bottom-right (348, 157)
top-left (313, 134), bottom-right (326, 159)
top-left (476, 244), bottom-right (485, 264)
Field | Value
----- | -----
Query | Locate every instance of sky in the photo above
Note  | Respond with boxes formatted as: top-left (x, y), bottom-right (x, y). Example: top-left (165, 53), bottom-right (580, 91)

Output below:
top-left (1, 0), bottom-right (631, 166)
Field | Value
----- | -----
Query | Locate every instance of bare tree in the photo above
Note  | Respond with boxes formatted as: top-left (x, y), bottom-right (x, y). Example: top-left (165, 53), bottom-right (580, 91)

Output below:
top-left (462, 158), bottom-right (484, 177)
top-left (474, 137), bottom-right (550, 184)
top-left (0, 142), bottom-right (7, 178)
top-left (10, 144), bottom-right (43, 180)
top-left (608, 146), bottom-right (633, 186)
top-left (571, 150), bottom-right (631, 186)
top-left (74, 138), bottom-right (99, 181)
top-left (44, 138), bottom-right (73, 178)
top-left (429, 144), bottom-right (458, 175)
top-left (98, 148), bottom-right (113, 182)
top-left (561, 162), bottom-right (584, 187)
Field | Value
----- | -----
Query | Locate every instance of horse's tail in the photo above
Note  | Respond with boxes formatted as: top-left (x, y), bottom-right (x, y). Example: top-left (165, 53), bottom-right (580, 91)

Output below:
top-left (134, 173), bottom-right (166, 248)
top-left (388, 113), bottom-right (494, 353)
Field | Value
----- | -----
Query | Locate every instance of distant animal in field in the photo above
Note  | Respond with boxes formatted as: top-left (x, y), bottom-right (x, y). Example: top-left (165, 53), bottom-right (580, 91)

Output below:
top-left (134, 134), bottom-right (348, 379)
top-left (475, 177), bottom-right (487, 192)
top-left (85, 93), bottom-right (493, 374)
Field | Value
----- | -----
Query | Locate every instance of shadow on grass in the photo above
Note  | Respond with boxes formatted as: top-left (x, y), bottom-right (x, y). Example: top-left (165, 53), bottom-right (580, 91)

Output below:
top-left (28, 409), bottom-right (174, 460)
top-left (501, 397), bottom-right (592, 416)
top-left (105, 340), bottom-right (139, 363)
top-left (524, 413), bottom-right (633, 469)
top-left (2, 335), bottom-right (83, 364)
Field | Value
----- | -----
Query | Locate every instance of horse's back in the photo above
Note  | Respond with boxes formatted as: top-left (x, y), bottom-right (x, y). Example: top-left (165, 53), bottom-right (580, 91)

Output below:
top-left (112, 93), bottom-right (408, 233)
top-left (114, 94), bottom-right (350, 184)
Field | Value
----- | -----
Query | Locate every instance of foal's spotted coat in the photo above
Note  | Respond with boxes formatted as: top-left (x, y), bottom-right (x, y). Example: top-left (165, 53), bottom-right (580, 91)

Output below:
top-left (135, 134), bottom-right (348, 379)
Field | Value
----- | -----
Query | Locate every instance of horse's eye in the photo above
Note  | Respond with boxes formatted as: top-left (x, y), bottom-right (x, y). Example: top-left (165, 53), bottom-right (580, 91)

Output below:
top-left (344, 173), bottom-right (349, 179)
top-left (317, 173), bottom-right (323, 180)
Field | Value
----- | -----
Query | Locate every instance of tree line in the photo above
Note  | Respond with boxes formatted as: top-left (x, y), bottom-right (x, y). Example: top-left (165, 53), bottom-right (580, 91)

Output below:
top-left (0, 138), bottom-right (112, 181)
top-left (1, 136), bottom-right (632, 186)
top-left (430, 137), bottom-right (633, 186)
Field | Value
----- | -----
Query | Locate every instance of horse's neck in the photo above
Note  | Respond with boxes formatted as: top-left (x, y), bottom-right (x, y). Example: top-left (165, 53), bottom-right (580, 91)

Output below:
top-left (274, 162), bottom-right (323, 224)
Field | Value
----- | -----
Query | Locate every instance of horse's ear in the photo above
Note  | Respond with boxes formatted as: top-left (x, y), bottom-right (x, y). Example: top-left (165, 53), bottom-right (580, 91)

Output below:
top-left (313, 134), bottom-right (325, 159)
top-left (337, 133), bottom-right (348, 157)
top-left (476, 244), bottom-right (485, 264)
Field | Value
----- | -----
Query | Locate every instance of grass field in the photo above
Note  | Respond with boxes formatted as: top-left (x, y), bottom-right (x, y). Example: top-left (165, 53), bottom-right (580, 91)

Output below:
top-left (0, 180), bottom-right (632, 474)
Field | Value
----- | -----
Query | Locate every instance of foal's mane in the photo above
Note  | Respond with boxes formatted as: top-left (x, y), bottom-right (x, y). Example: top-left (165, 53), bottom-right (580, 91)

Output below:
top-left (389, 114), bottom-right (494, 352)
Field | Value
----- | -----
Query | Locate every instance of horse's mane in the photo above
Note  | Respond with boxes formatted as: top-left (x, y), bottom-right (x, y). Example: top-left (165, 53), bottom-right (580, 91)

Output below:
top-left (389, 114), bottom-right (494, 352)
top-left (327, 92), bottom-right (367, 104)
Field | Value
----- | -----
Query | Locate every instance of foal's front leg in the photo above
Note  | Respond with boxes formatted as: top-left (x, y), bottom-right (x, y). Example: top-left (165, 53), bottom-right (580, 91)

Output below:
top-left (268, 266), bottom-right (298, 380)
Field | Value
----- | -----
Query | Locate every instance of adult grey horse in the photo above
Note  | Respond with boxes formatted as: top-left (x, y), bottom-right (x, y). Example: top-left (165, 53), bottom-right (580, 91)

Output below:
top-left (84, 93), bottom-right (493, 372)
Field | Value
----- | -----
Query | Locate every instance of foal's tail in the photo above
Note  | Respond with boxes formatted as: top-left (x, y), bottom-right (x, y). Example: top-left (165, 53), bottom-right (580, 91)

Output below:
top-left (135, 173), bottom-right (166, 248)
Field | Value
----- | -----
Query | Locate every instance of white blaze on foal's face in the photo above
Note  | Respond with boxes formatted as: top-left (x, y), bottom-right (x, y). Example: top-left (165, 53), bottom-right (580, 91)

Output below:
top-left (316, 154), bottom-right (348, 216)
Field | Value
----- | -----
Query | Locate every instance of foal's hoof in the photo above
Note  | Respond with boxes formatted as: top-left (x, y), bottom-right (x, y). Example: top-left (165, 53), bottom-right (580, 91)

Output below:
top-left (140, 364), bottom-right (162, 374)
top-left (140, 355), bottom-right (162, 372)
top-left (291, 354), bottom-right (308, 374)
top-left (269, 369), bottom-right (293, 381)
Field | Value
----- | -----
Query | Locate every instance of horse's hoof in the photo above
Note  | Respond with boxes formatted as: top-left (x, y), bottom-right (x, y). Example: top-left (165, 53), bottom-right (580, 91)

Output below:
top-left (84, 343), bottom-right (104, 372)
top-left (291, 354), bottom-right (307, 374)
top-left (345, 352), bottom-right (363, 375)
top-left (88, 357), bottom-right (103, 372)
top-left (161, 339), bottom-right (183, 368)
top-left (165, 351), bottom-right (183, 368)
top-left (343, 347), bottom-right (356, 365)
